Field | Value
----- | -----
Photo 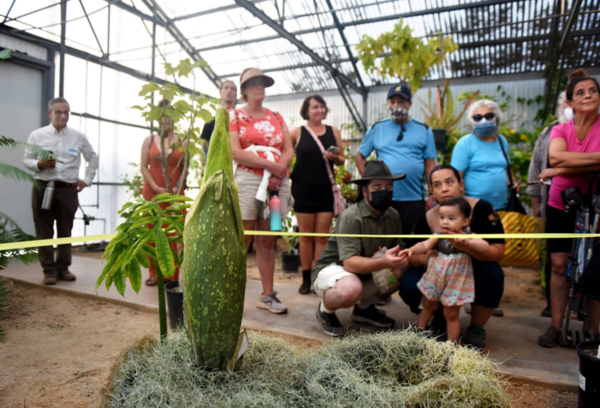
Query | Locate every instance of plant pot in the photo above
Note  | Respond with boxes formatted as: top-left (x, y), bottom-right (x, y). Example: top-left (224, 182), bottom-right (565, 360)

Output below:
top-left (433, 129), bottom-right (448, 151)
top-left (164, 280), bottom-right (183, 330)
top-left (281, 251), bottom-right (300, 272)
top-left (576, 341), bottom-right (600, 407)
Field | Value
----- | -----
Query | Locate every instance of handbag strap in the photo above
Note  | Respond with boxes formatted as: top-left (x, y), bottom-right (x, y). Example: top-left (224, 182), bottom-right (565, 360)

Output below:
top-left (303, 125), bottom-right (337, 187)
top-left (497, 135), bottom-right (514, 186)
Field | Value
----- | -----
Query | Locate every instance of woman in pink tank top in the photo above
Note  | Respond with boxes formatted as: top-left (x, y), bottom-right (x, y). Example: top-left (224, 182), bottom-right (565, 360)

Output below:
top-left (536, 69), bottom-right (600, 348)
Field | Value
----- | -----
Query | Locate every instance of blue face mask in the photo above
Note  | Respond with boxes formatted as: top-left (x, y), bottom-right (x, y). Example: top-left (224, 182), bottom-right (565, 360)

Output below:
top-left (473, 119), bottom-right (497, 137)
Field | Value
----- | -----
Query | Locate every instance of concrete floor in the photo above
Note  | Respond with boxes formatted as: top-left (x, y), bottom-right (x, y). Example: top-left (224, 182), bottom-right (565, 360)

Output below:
top-left (2, 254), bottom-right (582, 391)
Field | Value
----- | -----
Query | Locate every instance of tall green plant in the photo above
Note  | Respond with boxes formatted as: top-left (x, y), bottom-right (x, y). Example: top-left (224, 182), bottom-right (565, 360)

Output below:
top-left (132, 59), bottom-right (215, 194)
top-left (182, 107), bottom-right (247, 370)
top-left (356, 19), bottom-right (458, 91)
top-left (95, 194), bottom-right (191, 339)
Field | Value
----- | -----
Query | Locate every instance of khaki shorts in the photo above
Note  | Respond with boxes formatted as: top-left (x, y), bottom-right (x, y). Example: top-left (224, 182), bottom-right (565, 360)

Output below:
top-left (313, 263), bottom-right (379, 300)
top-left (234, 169), bottom-right (292, 221)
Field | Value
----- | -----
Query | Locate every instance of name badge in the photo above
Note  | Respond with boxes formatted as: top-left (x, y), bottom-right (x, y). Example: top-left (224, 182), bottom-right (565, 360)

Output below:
top-left (68, 148), bottom-right (79, 156)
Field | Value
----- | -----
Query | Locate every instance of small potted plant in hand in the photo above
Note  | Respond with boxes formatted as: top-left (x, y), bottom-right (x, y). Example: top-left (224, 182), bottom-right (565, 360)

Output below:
top-left (281, 211), bottom-right (299, 272)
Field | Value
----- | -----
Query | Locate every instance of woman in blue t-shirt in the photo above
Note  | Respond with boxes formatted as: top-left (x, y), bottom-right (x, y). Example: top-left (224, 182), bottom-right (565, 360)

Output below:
top-left (451, 99), bottom-right (519, 211)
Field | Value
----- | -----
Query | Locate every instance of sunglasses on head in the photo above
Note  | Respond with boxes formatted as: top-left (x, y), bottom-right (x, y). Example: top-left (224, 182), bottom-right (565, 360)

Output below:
top-left (397, 124), bottom-right (407, 142)
top-left (472, 112), bottom-right (495, 122)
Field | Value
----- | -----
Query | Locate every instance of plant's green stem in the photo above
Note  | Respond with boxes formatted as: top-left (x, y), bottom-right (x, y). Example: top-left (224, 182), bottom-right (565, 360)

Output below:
top-left (155, 262), bottom-right (168, 341)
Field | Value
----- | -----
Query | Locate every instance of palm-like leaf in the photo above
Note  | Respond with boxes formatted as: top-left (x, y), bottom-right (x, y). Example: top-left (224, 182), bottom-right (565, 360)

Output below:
top-left (0, 48), bottom-right (12, 60)
top-left (0, 211), bottom-right (38, 272)
top-left (0, 162), bottom-right (37, 184)
top-left (1, 135), bottom-right (59, 162)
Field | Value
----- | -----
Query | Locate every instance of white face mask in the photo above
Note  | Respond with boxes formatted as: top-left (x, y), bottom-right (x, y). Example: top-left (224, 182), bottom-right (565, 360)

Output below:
top-left (563, 107), bottom-right (574, 121)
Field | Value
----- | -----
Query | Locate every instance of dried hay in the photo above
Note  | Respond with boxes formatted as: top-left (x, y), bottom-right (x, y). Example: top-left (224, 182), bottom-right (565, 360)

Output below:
top-left (103, 329), bottom-right (510, 408)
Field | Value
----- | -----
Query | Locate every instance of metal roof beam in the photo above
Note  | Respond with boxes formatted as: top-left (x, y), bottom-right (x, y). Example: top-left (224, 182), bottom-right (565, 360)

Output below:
top-left (325, 0), bottom-right (366, 91)
top-left (171, 0), bottom-right (268, 22)
top-left (107, 0), bottom-right (166, 27)
top-left (198, 0), bottom-right (521, 53)
top-left (122, 0), bottom-right (221, 88)
top-left (0, 25), bottom-right (213, 98)
top-left (215, 28), bottom-right (600, 78)
top-left (558, 0), bottom-right (584, 52)
top-left (233, 0), bottom-right (365, 96)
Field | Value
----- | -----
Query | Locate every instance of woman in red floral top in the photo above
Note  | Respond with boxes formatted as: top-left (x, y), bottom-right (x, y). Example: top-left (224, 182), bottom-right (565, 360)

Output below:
top-left (230, 68), bottom-right (294, 314)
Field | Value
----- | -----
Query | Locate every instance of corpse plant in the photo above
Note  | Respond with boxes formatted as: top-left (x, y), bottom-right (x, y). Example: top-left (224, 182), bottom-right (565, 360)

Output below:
top-left (182, 107), bottom-right (247, 370)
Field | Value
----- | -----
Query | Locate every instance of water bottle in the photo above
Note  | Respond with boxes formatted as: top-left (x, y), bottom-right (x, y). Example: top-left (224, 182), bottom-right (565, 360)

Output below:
top-left (269, 192), bottom-right (282, 231)
top-left (371, 246), bottom-right (397, 293)
top-left (41, 181), bottom-right (55, 210)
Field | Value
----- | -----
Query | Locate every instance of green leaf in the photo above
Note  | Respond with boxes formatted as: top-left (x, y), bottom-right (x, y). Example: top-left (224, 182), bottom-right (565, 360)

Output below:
top-left (128, 258), bottom-right (142, 293)
top-left (175, 59), bottom-right (194, 78)
top-left (105, 269), bottom-right (114, 290)
top-left (96, 262), bottom-right (112, 292)
top-left (113, 268), bottom-right (126, 296)
top-left (192, 59), bottom-right (208, 68)
top-left (135, 250), bottom-right (150, 269)
top-left (138, 82), bottom-right (160, 96)
top-left (0, 49), bottom-right (13, 60)
top-left (155, 228), bottom-right (175, 278)
top-left (164, 62), bottom-right (176, 76)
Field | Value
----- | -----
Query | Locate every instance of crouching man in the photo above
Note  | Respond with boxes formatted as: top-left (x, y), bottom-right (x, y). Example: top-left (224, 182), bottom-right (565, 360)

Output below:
top-left (312, 160), bottom-right (410, 336)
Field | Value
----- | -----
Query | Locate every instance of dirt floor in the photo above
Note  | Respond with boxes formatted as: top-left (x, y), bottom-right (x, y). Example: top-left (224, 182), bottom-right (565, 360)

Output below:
top-left (0, 276), bottom-right (578, 408)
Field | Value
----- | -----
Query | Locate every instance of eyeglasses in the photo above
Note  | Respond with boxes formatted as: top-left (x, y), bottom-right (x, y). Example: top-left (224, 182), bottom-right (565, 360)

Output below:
top-left (53, 110), bottom-right (70, 116)
top-left (397, 124), bottom-right (406, 142)
top-left (472, 112), bottom-right (495, 122)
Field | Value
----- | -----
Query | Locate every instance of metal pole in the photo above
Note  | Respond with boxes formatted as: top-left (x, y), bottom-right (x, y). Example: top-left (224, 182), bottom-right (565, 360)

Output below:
top-left (151, 6), bottom-right (156, 132)
top-left (59, 0), bottom-right (66, 97)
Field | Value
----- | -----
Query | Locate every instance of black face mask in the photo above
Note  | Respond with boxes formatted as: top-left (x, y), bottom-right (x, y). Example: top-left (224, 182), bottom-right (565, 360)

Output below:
top-left (368, 190), bottom-right (393, 212)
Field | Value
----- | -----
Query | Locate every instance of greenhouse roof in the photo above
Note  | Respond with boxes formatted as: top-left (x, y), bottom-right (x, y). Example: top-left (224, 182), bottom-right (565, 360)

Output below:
top-left (1, 0), bottom-right (599, 127)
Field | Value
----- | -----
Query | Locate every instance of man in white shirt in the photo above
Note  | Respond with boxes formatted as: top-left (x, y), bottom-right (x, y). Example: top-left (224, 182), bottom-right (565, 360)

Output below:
top-left (23, 97), bottom-right (99, 285)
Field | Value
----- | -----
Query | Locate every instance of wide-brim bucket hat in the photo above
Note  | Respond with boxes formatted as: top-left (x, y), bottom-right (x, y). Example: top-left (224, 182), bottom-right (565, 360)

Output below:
top-left (239, 68), bottom-right (275, 89)
top-left (351, 160), bottom-right (406, 184)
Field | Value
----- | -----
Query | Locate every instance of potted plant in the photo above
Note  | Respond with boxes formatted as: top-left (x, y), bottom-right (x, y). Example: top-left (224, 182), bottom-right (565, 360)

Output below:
top-left (419, 79), bottom-right (480, 154)
top-left (281, 210), bottom-right (299, 272)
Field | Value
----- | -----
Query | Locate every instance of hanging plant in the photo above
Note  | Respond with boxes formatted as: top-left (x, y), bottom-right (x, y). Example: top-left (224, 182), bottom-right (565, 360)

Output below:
top-left (356, 19), bottom-right (458, 91)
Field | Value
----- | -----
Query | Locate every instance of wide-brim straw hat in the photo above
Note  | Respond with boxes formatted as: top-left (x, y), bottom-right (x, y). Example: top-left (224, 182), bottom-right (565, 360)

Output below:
top-left (351, 160), bottom-right (406, 184)
top-left (240, 68), bottom-right (275, 89)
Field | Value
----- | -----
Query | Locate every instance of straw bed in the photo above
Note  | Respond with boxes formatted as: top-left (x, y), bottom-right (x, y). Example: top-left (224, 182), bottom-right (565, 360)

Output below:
top-left (103, 329), bottom-right (511, 408)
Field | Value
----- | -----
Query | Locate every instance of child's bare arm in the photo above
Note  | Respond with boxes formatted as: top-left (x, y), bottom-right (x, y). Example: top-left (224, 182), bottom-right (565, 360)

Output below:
top-left (399, 237), bottom-right (438, 257)
top-left (455, 236), bottom-right (489, 253)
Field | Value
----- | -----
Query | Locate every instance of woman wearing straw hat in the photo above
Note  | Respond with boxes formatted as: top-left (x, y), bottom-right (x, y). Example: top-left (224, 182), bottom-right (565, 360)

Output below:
top-left (229, 68), bottom-right (294, 314)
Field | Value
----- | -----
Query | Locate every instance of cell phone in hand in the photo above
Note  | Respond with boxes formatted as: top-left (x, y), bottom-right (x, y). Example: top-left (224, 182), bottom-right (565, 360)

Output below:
top-left (326, 146), bottom-right (340, 154)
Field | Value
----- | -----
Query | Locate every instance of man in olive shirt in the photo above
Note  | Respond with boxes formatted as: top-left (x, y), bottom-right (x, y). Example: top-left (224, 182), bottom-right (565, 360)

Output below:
top-left (312, 161), bottom-right (410, 336)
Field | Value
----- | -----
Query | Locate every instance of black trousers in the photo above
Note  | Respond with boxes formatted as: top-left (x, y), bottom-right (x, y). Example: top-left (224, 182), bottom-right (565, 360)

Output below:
top-left (31, 182), bottom-right (79, 276)
top-left (390, 200), bottom-right (426, 235)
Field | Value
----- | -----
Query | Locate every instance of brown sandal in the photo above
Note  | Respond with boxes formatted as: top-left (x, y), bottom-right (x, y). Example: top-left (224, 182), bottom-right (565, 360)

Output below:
top-left (145, 276), bottom-right (158, 286)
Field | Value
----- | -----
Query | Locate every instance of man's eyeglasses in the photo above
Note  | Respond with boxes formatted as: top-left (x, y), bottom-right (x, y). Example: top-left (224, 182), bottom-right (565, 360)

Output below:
top-left (53, 110), bottom-right (70, 116)
top-left (472, 112), bottom-right (495, 122)
top-left (397, 124), bottom-right (406, 142)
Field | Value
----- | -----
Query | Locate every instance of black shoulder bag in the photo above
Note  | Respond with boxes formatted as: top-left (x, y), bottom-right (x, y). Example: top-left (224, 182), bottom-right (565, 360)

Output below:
top-left (498, 136), bottom-right (526, 214)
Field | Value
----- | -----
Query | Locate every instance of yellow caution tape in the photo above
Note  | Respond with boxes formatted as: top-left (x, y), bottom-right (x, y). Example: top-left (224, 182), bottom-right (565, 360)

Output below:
top-left (1, 232), bottom-right (599, 252)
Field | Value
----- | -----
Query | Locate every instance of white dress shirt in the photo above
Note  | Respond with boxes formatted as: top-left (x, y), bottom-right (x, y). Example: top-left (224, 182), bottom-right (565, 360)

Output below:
top-left (23, 124), bottom-right (99, 185)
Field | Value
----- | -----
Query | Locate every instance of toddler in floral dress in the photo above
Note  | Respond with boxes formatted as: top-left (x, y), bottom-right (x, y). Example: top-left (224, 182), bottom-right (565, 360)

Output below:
top-left (400, 197), bottom-right (489, 342)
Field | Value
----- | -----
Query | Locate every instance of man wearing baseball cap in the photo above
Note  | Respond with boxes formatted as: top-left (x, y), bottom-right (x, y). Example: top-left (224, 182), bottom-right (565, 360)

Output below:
top-left (356, 83), bottom-right (436, 234)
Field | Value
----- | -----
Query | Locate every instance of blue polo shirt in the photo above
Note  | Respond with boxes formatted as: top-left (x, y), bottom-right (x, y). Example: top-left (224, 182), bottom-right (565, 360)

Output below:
top-left (359, 118), bottom-right (437, 201)
top-left (451, 133), bottom-right (510, 210)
